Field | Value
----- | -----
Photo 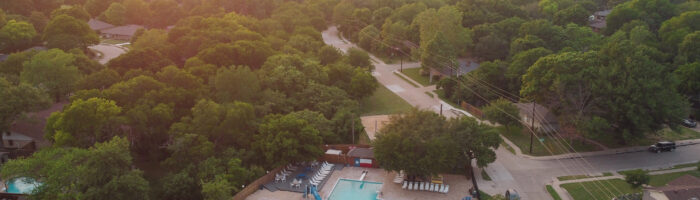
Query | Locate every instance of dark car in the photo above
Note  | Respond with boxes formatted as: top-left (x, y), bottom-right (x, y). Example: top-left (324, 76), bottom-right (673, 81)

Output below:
top-left (682, 118), bottom-right (697, 128)
top-left (649, 141), bottom-right (676, 153)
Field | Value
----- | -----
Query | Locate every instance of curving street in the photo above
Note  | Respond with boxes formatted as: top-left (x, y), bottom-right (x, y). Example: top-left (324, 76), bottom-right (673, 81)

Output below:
top-left (88, 44), bottom-right (127, 64)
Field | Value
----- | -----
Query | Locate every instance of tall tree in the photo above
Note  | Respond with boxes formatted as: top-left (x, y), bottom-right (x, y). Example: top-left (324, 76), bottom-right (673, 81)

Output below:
top-left (45, 97), bottom-right (123, 147)
top-left (0, 137), bottom-right (150, 200)
top-left (373, 109), bottom-right (458, 177)
top-left (0, 78), bottom-right (50, 133)
top-left (50, 5), bottom-right (91, 21)
top-left (100, 2), bottom-right (126, 25)
top-left (42, 14), bottom-right (99, 51)
top-left (448, 116), bottom-right (500, 167)
top-left (212, 66), bottom-right (260, 103)
top-left (20, 49), bottom-right (81, 101)
top-left (252, 113), bottom-right (324, 169)
top-left (483, 98), bottom-right (521, 128)
top-left (0, 20), bottom-right (37, 53)
top-left (123, 0), bottom-right (151, 25)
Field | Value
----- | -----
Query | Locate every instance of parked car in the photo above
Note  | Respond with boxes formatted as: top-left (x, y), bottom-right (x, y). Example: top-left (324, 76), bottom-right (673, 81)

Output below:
top-left (682, 118), bottom-right (697, 128)
top-left (649, 141), bottom-right (676, 153)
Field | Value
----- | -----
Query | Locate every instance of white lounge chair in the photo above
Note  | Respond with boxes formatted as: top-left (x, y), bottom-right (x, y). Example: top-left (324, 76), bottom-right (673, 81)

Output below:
top-left (441, 185), bottom-right (449, 193)
top-left (438, 184), bottom-right (443, 193)
top-left (433, 183), bottom-right (439, 192)
top-left (429, 183), bottom-right (434, 191)
top-left (420, 182), bottom-right (425, 191)
top-left (423, 182), bottom-right (428, 191)
top-left (402, 181), bottom-right (408, 189)
top-left (408, 182), bottom-right (414, 190)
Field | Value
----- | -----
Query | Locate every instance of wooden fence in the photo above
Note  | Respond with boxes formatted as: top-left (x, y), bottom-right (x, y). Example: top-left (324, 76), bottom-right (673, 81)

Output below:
top-left (231, 165), bottom-right (283, 200)
top-left (461, 101), bottom-right (483, 119)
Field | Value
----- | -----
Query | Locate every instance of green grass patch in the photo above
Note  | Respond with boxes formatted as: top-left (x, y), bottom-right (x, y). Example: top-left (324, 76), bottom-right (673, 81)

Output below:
top-left (619, 162), bottom-right (700, 175)
top-left (359, 85), bottom-right (412, 116)
top-left (435, 89), bottom-right (462, 109)
top-left (649, 170), bottom-right (700, 187)
top-left (481, 170), bottom-right (492, 181)
top-left (479, 190), bottom-right (494, 200)
top-left (561, 179), bottom-right (639, 200)
top-left (393, 72), bottom-right (419, 88)
top-left (101, 39), bottom-right (129, 45)
top-left (424, 91), bottom-right (434, 98)
top-left (499, 126), bottom-right (602, 156)
top-left (546, 185), bottom-right (563, 200)
top-left (557, 173), bottom-right (614, 181)
top-left (502, 140), bottom-right (517, 154)
top-left (401, 68), bottom-right (433, 86)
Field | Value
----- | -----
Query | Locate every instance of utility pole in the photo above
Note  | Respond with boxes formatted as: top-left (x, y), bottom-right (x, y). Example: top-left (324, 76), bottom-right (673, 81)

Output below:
top-left (400, 55), bottom-right (403, 72)
top-left (529, 102), bottom-right (535, 154)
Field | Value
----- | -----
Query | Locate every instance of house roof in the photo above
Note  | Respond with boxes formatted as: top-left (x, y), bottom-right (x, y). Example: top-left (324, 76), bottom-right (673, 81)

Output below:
top-left (514, 103), bottom-right (559, 123)
top-left (594, 10), bottom-right (612, 17)
top-left (647, 175), bottom-right (700, 200)
top-left (3, 132), bottom-right (34, 141)
top-left (589, 20), bottom-right (607, 29)
top-left (347, 148), bottom-right (374, 159)
top-left (430, 59), bottom-right (480, 76)
top-left (88, 19), bottom-right (115, 31)
top-left (100, 25), bottom-right (145, 37)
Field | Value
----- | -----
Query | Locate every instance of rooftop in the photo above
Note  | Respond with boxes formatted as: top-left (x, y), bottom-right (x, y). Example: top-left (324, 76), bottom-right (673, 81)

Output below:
top-left (347, 147), bottom-right (375, 159)
top-left (589, 20), bottom-right (607, 29)
top-left (88, 19), bottom-right (115, 31)
top-left (100, 25), bottom-right (145, 36)
top-left (514, 102), bottom-right (558, 123)
top-left (594, 10), bottom-right (612, 16)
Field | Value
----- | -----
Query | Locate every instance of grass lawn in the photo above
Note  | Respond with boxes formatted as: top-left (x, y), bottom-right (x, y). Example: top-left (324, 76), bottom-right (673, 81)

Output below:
top-left (561, 179), bottom-right (639, 200)
top-left (546, 185), bottom-right (563, 200)
top-left (435, 89), bottom-right (462, 110)
top-left (649, 170), bottom-right (700, 187)
top-left (564, 170), bottom-right (700, 200)
top-left (401, 68), bottom-right (433, 86)
top-left (359, 85), bottom-right (413, 116)
top-left (424, 91), bottom-right (434, 98)
top-left (499, 126), bottom-right (602, 156)
top-left (102, 39), bottom-right (129, 45)
top-left (393, 72), bottom-right (419, 88)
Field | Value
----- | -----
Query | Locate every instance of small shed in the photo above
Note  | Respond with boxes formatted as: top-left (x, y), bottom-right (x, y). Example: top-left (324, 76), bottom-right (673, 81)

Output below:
top-left (323, 149), bottom-right (344, 164)
top-left (347, 147), bottom-right (377, 168)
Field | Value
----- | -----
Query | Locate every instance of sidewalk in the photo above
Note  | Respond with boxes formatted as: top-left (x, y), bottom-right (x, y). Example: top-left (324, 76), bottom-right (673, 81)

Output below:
top-left (499, 136), bottom-right (700, 161)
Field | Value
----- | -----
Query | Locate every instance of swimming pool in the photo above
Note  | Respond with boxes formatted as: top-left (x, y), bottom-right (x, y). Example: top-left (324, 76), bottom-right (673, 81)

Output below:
top-left (4, 177), bottom-right (40, 194)
top-left (328, 179), bottom-right (383, 200)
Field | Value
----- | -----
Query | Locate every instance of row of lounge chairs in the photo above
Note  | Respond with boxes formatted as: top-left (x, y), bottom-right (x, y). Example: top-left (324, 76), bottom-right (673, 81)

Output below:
top-left (309, 162), bottom-right (334, 186)
top-left (275, 164), bottom-right (299, 182)
top-left (402, 181), bottom-right (449, 194)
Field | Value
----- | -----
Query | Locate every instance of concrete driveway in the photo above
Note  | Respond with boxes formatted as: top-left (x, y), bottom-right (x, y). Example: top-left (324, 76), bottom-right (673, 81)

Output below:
top-left (88, 44), bottom-right (126, 64)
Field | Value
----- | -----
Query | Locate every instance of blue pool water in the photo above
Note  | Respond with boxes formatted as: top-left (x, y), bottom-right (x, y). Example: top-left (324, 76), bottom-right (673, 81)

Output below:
top-left (328, 179), bottom-right (383, 200)
top-left (5, 177), bottom-right (40, 194)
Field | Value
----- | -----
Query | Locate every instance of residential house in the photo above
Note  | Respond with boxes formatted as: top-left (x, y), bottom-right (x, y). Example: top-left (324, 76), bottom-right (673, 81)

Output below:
top-left (100, 24), bottom-right (145, 40)
top-left (1, 132), bottom-right (35, 150)
top-left (428, 59), bottom-right (480, 82)
top-left (88, 18), bottom-right (115, 32)
top-left (643, 175), bottom-right (700, 200)
top-left (589, 10), bottom-right (612, 32)
top-left (514, 102), bottom-right (560, 133)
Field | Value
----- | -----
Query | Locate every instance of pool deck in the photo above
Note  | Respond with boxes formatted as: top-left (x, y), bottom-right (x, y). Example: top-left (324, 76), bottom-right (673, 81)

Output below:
top-left (246, 166), bottom-right (474, 200)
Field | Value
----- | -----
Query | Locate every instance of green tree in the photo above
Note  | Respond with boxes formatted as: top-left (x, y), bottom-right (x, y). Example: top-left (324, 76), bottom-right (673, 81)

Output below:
top-left (422, 31), bottom-right (456, 73)
top-left (474, 33), bottom-right (509, 61)
top-left (51, 5), bottom-right (91, 21)
top-left (506, 47), bottom-right (553, 91)
top-left (76, 68), bottom-right (120, 90)
top-left (100, 2), bottom-right (126, 25)
top-left (674, 62), bottom-right (700, 97)
top-left (553, 4), bottom-right (589, 26)
top-left (510, 35), bottom-right (546, 55)
top-left (252, 114), bottom-right (324, 168)
top-left (0, 20), bottom-right (37, 53)
top-left (212, 66), bottom-right (260, 103)
top-left (373, 109), bottom-right (458, 177)
top-left (107, 48), bottom-right (174, 73)
top-left (679, 31), bottom-right (700, 63)
top-left (0, 137), bottom-right (150, 200)
top-left (358, 25), bottom-right (381, 52)
top-left (85, 0), bottom-right (113, 17)
top-left (169, 99), bottom-right (256, 149)
top-left (349, 68), bottom-right (378, 100)
top-left (148, 0), bottom-right (184, 28)
top-left (415, 6), bottom-right (471, 58)
top-left (45, 98), bottom-right (123, 147)
top-left (347, 48), bottom-right (372, 68)
top-left (123, 0), bottom-right (151, 24)
top-left (318, 45), bottom-right (342, 65)
top-left (0, 78), bottom-right (50, 133)
top-left (448, 116), bottom-right (500, 167)
top-left (43, 14), bottom-right (99, 51)
top-left (0, 8), bottom-right (6, 27)
top-left (20, 49), bottom-right (81, 101)
top-left (605, 6), bottom-right (641, 35)
top-left (482, 98), bottom-right (521, 128)
top-left (624, 169), bottom-right (650, 188)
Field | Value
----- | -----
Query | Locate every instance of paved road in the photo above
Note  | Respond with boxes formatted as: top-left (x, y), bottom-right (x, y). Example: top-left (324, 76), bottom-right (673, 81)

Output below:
top-left (322, 26), bottom-right (463, 119)
top-left (88, 44), bottom-right (126, 64)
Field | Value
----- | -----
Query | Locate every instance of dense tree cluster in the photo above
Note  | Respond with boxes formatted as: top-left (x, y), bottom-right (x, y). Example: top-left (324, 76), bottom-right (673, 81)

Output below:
top-left (1, 0), bottom-right (377, 199)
